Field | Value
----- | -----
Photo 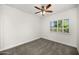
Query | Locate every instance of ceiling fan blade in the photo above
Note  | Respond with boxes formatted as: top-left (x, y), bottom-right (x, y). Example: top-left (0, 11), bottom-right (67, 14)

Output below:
top-left (34, 6), bottom-right (42, 10)
top-left (46, 10), bottom-right (53, 13)
top-left (46, 4), bottom-right (51, 9)
top-left (35, 11), bottom-right (41, 14)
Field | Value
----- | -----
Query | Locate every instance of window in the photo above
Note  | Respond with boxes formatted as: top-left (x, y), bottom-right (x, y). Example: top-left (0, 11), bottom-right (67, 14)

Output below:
top-left (50, 19), bottom-right (69, 33)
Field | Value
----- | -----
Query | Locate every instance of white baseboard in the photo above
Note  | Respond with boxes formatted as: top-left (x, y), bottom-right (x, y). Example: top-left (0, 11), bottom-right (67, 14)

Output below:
top-left (42, 37), bottom-right (77, 48)
top-left (0, 37), bottom-right (40, 51)
top-left (0, 37), bottom-right (77, 51)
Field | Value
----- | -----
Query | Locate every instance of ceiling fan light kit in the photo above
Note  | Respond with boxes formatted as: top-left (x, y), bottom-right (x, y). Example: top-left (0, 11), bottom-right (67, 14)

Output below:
top-left (34, 4), bottom-right (53, 16)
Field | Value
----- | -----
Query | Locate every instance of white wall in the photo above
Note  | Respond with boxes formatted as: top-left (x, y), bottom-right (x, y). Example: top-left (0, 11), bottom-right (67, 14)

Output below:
top-left (77, 5), bottom-right (79, 52)
top-left (0, 5), bottom-right (40, 51)
top-left (41, 8), bottom-right (77, 47)
top-left (0, 5), bottom-right (2, 49)
top-left (0, 5), bottom-right (4, 49)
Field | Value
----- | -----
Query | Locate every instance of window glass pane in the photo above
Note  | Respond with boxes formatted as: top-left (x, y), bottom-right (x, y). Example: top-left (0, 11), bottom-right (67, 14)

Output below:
top-left (58, 20), bottom-right (62, 32)
top-left (63, 19), bottom-right (69, 33)
top-left (50, 21), bottom-right (57, 32)
top-left (53, 21), bottom-right (57, 28)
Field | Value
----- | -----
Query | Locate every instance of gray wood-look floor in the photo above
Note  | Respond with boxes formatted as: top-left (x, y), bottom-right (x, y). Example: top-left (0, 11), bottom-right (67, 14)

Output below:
top-left (0, 38), bottom-right (78, 55)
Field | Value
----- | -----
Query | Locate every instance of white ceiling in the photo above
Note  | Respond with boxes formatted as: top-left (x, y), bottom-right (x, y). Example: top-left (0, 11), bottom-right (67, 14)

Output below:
top-left (7, 4), bottom-right (77, 17)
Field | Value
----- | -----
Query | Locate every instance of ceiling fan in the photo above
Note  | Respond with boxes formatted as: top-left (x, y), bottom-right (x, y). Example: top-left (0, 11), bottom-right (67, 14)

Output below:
top-left (34, 4), bottom-right (53, 16)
